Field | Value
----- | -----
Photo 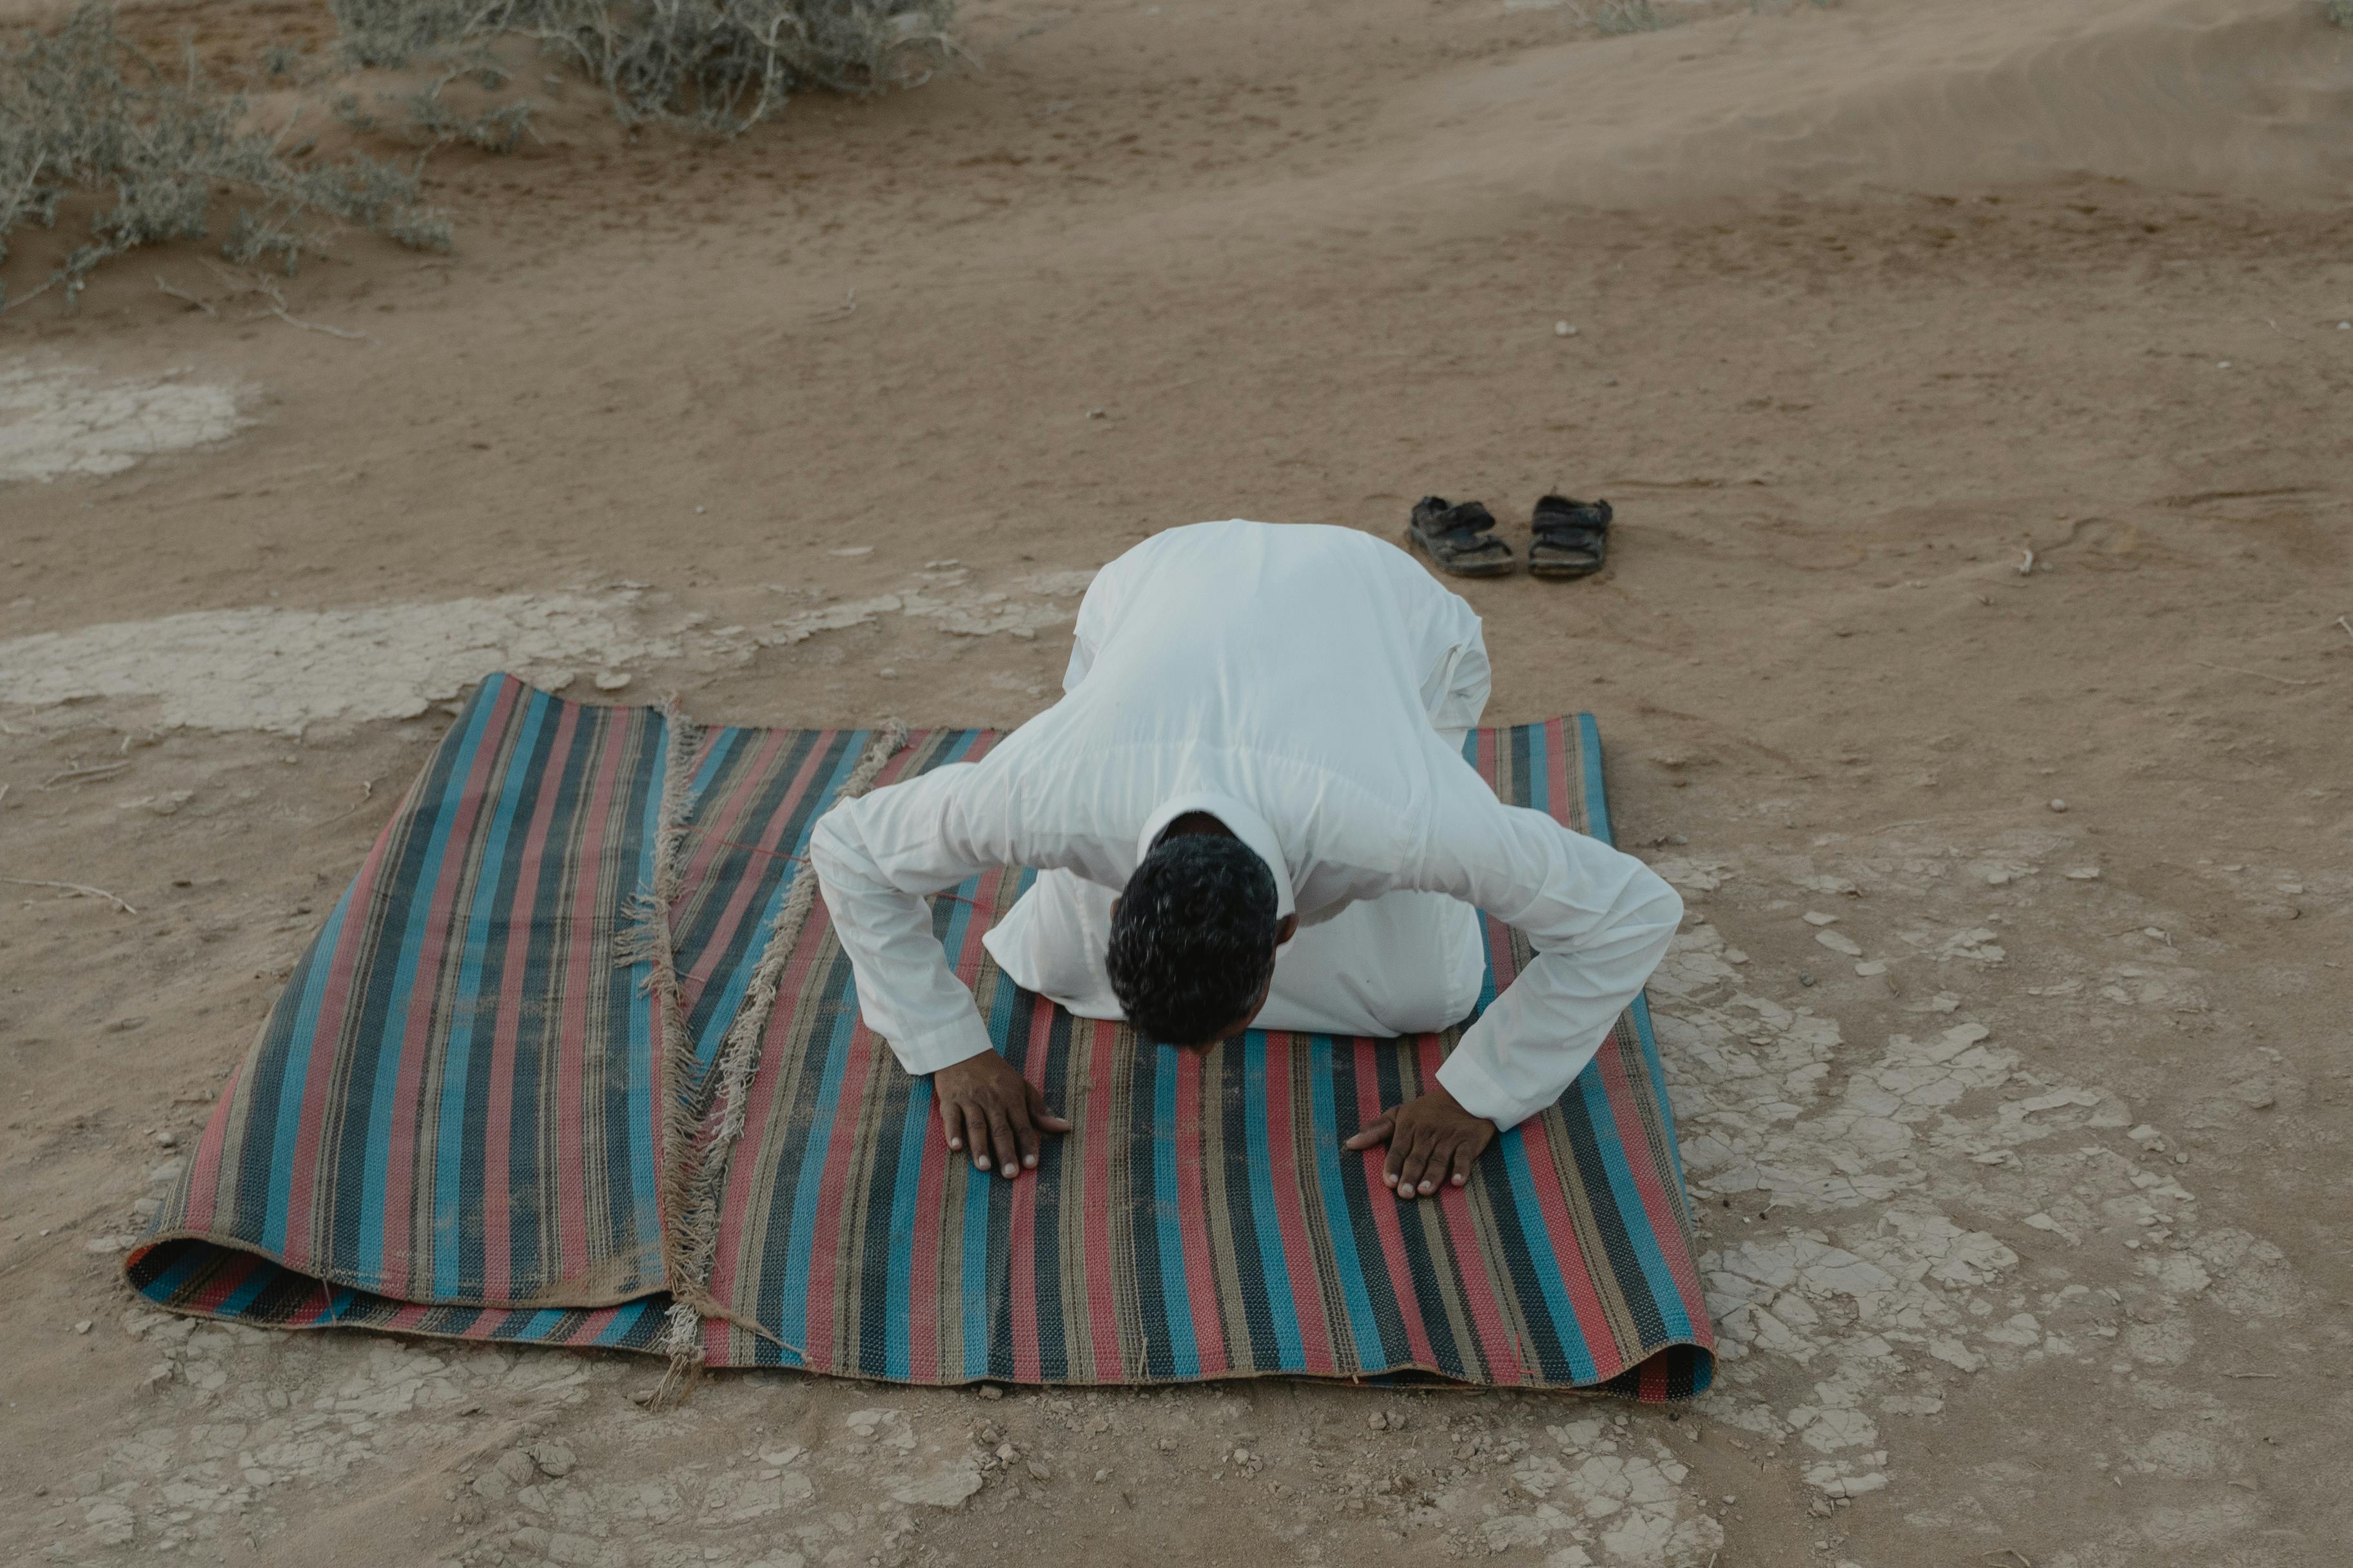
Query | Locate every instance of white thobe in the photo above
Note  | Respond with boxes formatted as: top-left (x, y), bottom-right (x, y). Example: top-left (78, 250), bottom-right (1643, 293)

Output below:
top-left (806, 519), bottom-right (1683, 1130)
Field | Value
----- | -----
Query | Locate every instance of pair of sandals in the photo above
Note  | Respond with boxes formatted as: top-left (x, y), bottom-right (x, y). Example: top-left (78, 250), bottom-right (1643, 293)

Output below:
top-left (1407, 494), bottom-right (1612, 579)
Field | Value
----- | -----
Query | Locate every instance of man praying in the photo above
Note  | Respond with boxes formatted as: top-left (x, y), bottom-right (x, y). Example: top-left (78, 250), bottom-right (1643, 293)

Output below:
top-left (808, 519), bottom-right (1682, 1203)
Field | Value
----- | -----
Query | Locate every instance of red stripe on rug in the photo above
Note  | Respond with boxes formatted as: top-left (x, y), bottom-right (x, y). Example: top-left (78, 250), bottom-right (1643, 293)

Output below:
top-left (674, 728), bottom-right (795, 922)
top-left (908, 1094), bottom-right (948, 1382)
top-left (1514, 1114), bottom-right (1624, 1378)
top-left (281, 804), bottom-right (403, 1270)
top-left (1082, 1018), bottom-right (1123, 1380)
top-left (799, 1024), bottom-right (877, 1370)
top-left (1351, 1047), bottom-right (1436, 1370)
top-left (1173, 1046), bottom-right (1230, 1375)
top-left (381, 677), bottom-right (521, 1295)
top-left (1416, 1034), bottom-right (1523, 1382)
top-left (1260, 1034), bottom-right (1336, 1376)
top-left (182, 1060), bottom-right (243, 1235)
top-left (1592, 1035), bottom-right (1712, 1327)
top-left (481, 699), bottom-right (582, 1300)
top-left (554, 715), bottom-right (631, 1280)
top-left (677, 728), bottom-right (810, 1003)
top-left (186, 1251), bottom-right (263, 1314)
top-left (1006, 999), bottom-right (1054, 1382)
top-left (1545, 715), bottom-right (1573, 827)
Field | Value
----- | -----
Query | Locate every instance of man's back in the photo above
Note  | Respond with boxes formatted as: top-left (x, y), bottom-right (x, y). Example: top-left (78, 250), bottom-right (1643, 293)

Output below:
top-left (999, 520), bottom-right (1489, 851)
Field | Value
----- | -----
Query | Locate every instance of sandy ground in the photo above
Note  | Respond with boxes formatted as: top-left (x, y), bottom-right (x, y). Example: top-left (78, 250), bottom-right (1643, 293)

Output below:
top-left (4, 0), bottom-right (2352, 1563)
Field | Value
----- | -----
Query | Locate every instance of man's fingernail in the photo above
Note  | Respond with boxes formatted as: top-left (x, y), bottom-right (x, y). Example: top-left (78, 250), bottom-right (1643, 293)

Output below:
top-left (1024, 1154), bottom-right (1037, 1168)
top-left (1419, 1181), bottom-right (1435, 1194)
top-left (974, 1156), bottom-right (990, 1170)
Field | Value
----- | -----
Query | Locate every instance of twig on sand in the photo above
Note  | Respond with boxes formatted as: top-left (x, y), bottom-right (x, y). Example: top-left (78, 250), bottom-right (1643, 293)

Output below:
top-left (41, 760), bottom-right (130, 788)
top-left (2224, 1371), bottom-right (2283, 1379)
top-left (200, 260), bottom-right (374, 343)
top-left (2191, 660), bottom-right (2320, 687)
top-left (155, 275), bottom-right (217, 315)
top-left (0, 783), bottom-right (10, 807)
top-left (2, 876), bottom-right (137, 915)
top-left (2016, 548), bottom-right (2035, 575)
top-left (2336, 615), bottom-right (2352, 642)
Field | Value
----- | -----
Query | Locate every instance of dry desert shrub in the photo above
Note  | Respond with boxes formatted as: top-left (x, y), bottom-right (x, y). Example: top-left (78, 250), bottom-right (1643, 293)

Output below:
top-left (330, 0), bottom-right (959, 137)
top-left (2, 0), bottom-right (955, 311)
top-left (0, 3), bottom-right (449, 313)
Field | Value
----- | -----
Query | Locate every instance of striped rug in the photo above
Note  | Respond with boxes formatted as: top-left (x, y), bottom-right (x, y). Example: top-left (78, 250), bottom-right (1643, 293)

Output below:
top-left (127, 674), bottom-right (1715, 1397)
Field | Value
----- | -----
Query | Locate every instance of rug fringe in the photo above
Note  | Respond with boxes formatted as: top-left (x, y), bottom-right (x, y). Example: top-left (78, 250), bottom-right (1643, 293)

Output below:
top-left (658, 717), bottom-right (907, 1397)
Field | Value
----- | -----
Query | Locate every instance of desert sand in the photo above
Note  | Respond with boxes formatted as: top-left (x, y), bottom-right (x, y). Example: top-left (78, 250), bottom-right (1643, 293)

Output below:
top-left (3, 0), bottom-right (2350, 1564)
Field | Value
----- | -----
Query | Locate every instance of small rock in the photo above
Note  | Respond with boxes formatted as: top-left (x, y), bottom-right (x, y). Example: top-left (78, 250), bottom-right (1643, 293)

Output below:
top-left (1367, 1411), bottom-right (1389, 1432)
top-left (978, 1383), bottom-right (1002, 1399)
top-left (1027, 1459), bottom-right (1051, 1481)
top-left (2049, 799), bottom-right (2068, 813)
top-left (1554, 322), bottom-right (1577, 336)
top-left (1814, 929), bottom-right (1862, 956)
top-left (1799, 973), bottom-right (1815, 987)
top-left (112, 1016), bottom-right (150, 1033)
top-left (593, 672), bottom-right (632, 692)
top-left (1854, 960), bottom-right (1887, 977)
top-left (995, 1442), bottom-right (1019, 1462)
top-left (1802, 911), bottom-right (1837, 926)
top-left (629, 1388), bottom-right (656, 1405)
top-left (828, 545), bottom-right (875, 557)
top-left (1093, 1467), bottom-right (1113, 1484)
top-left (893, 1466), bottom-right (986, 1509)
top-left (154, 1130), bottom-right (179, 1148)
top-left (1158, 1437), bottom-right (1178, 1453)
top-left (525, 1440), bottom-right (576, 1477)
top-left (2231, 1079), bottom-right (2277, 1110)
top-left (879, 667), bottom-right (899, 679)
top-left (74, 1320), bottom-right (93, 1335)
top-left (2065, 867), bottom-right (2102, 880)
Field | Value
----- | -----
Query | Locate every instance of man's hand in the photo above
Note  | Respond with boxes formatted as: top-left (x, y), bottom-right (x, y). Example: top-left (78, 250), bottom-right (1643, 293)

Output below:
top-left (934, 1051), bottom-right (1073, 1179)
top-left (1343, 1082), bottom-right (1496, 1201)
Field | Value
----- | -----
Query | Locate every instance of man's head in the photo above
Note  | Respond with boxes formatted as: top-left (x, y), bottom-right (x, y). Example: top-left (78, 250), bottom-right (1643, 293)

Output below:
top-left (1106, 822), bottom-right (1295, 1048)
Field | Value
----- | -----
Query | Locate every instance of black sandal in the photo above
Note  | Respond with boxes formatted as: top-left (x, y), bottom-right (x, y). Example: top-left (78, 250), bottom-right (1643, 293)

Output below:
top-left (1407, 496), bottom-right (1516, 577)
top-left (1528, 494), bottom-right (1611, 579)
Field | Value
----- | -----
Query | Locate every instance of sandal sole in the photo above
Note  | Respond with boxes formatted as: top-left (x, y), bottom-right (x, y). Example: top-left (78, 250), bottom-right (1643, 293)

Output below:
top-left (1407, 529), bottom-right (1517, 577)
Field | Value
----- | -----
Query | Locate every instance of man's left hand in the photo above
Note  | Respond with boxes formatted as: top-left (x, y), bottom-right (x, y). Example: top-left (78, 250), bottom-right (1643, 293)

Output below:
top-left (1343, 1083), bottom-right (1496, 1201)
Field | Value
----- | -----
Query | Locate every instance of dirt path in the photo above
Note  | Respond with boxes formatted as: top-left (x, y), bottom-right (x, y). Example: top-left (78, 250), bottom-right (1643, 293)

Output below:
top-left (3, 1), bottom-right (2350, 1565)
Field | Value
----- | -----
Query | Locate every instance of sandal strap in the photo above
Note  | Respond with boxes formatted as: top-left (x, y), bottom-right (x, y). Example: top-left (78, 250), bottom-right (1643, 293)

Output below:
top-left (1416, 498), bottom-right (1501, 547)
top-left (1531, 497), bottom-right (1612, 541)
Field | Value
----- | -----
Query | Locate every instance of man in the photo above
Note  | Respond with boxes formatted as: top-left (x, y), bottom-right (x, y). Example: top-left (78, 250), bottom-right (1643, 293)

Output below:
top-left (808, 520), bottom-right (1682, 1203)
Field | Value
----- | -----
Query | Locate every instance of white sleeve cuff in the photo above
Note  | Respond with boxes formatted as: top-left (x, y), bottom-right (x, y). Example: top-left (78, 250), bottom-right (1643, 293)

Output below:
top-left (884, 1013), bottom-right (998, 1077)
top-left (1436, 1043), bottom-right (1545, 1132)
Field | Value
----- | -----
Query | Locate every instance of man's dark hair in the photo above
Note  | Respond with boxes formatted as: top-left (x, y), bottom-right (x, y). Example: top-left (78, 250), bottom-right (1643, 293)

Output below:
top-left (1107, 834), bottom-right (1280, 1047)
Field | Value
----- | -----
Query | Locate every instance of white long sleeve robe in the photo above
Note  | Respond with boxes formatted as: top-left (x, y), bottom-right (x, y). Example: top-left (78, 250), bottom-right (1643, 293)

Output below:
top-left (807, 519), bottom-right (1683, 1130)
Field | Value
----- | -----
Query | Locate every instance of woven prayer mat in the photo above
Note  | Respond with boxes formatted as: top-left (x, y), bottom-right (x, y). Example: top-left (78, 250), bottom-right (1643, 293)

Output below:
top-left (127, 674), bottom-right (1716, 1397)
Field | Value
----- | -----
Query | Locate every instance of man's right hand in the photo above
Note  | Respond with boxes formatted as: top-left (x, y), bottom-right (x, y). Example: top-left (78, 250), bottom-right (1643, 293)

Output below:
top-left (933, 1052), bottom-right (1072, 1179)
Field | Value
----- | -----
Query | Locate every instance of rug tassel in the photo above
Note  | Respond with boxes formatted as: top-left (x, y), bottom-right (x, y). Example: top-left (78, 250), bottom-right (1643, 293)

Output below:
top-left (654, 719), bottom-right (906, 1401)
